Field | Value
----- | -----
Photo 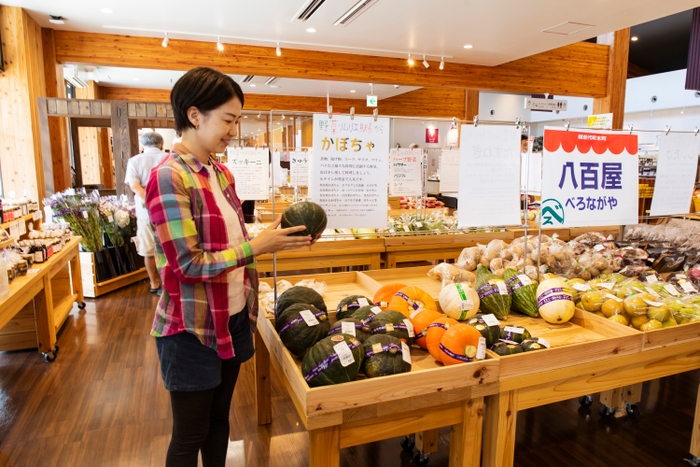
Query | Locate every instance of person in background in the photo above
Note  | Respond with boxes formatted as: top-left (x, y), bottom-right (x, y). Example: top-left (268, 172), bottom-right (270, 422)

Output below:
top-left (146, 67), bottom-right (310, 467)
top-left (125, 131), bottom-right (168, 293)
top-left (521, 134), bottom-right (529, 153)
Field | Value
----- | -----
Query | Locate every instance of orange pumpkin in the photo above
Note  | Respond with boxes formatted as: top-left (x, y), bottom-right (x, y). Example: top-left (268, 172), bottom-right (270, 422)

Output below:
top-left (426, 317), bottom-right (458, 363)
top-left (388, 286), bottom-right (438, 319)
top-left (373, 283), bottom-right (406, 310)
top-left (439, 323), bottom-right (484, 366)
top-left (410, 310), bottom-right (443, 349)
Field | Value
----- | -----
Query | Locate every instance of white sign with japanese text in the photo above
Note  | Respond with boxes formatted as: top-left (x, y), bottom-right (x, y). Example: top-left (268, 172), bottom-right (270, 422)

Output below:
top-left (225, 148), bottom-right (269, 201)
top-left (311, 114), bottom-right (390, 229)
top-left (440, 149), bottom-right (460, 193)
top-left (290, 151), bottom-right (310, 186)
top-left (389, 148), bottom-right (422, 196)
top-left (541, 128), bottom-right (638, 227)
top-left (650, 133), bottom-right (700, 216)
top-left (458, 125), bottom-right (522, 227)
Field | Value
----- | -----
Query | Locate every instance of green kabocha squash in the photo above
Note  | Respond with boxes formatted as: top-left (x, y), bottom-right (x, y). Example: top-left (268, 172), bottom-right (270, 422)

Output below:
top-left (503, 268), bottom-right (539, 318)
top-left (499, 325), bottom-right (531, 344)
top-left (466, 313), bottom-right (502, 347)
top-left (336, 295), bottom-right (373, 320)
top-left (350, 305), bottom-right (382, 325)
top-left (302, 334), bottom-right (363, 387)
top-left (361, 335), bottom-right (412, 378)
top-left (475, 265), bottom-right (512, 320)
top-left (521, 338), bottom-right (549, 352)
top-left (281, 200), bottom-right (328, 240)
top-left (368, 310), bottom-right (415, 346)
top-left (491, 341), bottom-right (524, 356)
top-left (328, 318), bottom-right (371, 342)
top-left (275, 304), bottom-right (330, 357)
top-left (275, 286), bottom-right (327, 319)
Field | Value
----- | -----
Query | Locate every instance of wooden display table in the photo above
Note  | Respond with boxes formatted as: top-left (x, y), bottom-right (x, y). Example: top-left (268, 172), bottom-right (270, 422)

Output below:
top-left (255, 271), bottom-right (499, 467)
top-left (256, 238), bottom-right (384, 273)
top-left (0, 237), bottom-right (84, 360)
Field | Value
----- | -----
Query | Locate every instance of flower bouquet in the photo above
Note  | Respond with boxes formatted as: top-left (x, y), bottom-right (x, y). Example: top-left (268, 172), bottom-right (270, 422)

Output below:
top-left (44, 189), bottom-right (103, 252)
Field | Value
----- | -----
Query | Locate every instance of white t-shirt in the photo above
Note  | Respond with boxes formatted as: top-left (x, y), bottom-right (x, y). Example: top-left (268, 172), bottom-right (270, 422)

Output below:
top-left (124, 147), bottom-right (168, 220)
top-left (205, 165), bottom-right (247, 316)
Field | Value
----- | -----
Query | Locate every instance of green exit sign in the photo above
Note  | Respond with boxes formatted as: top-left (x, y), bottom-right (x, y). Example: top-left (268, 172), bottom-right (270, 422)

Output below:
top-left (366, 95), bottom-right (377, 107)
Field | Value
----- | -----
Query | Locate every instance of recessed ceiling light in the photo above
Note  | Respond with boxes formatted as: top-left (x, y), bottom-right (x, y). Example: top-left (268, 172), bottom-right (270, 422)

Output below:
top-left (463, 44), bottom-right (473, 49)
top-left (270, 85), bottom-right (280, 88)
top-left (306, 28), bottom-right (316, 33)
top-left (133, 77), bottom-right (139, 81)
top-left (249, 84), bottom-right (256, 87)
top-left (631, 36), bottom-right (639, 41)
top-left (350, 90), bottom-right (356, 93)
top-left (49, 15), bottom-right (65, 24)
top-left (243, 116), bottom-right (248, 118)
top-left (101, 8), bottom-right (113, 13)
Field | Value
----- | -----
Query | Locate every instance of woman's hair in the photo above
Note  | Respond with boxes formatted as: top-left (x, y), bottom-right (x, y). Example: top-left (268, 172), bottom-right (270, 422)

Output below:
top-left (170, 67), bottom-right (245, 135)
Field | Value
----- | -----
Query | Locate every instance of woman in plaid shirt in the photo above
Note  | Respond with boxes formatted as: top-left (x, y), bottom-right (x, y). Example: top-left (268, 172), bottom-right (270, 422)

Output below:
top-left (146, 67), bottom-right (311, 467)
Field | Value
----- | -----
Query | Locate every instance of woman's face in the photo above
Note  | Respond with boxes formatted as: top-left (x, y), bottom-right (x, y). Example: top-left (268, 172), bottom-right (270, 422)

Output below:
top-left (192, 97), bottom-right (242, 154)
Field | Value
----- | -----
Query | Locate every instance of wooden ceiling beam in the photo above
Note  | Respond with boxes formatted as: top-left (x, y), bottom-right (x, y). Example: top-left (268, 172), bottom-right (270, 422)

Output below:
top-left (55, 31), bottom-right (609, 97)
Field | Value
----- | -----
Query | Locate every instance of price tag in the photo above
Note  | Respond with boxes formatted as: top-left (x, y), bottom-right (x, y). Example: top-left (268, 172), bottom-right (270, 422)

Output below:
top-left (371, 343), bottom-right (383, 354)
top-left (27, 268), bottom-right (41, 274)
top-left (476, 337), bottom-right (486, 360)
top-left (645, 287), bottom-right (661, 298)
top-left (333, 341), bottom-right (356, 367)
top-left (676, 274), bottom-right (687, 279)
top-left (605, 293), bottom-right (623, 303)
top-left (415, 222), bottom-right (423, 228)
top-left (82, 211), bottom-right (89, 219)
top-left (643, 298), bottom-right (664, 307)
top-left (593, 244), bottom-right (605, 252)
top-left (664, 284), bottom-right (680, 296)
top-left (371, 306), bottom-right (382, 314)
top-left (18, 220), bottom-right (26, 236)
top-left (410, 308), bottom-right (422, 319)
top-left (389, 229), bottom-right (396, 234)
top-left (503, 326), bottom-right (524, 334)
top-left (32, 211), bottom-right (42, 221)
top-left (646, 274), bottom-right (658, 284)
top-left (403, 319), bottom-right (415, 338)
top-left (459, 300), bottom-right (474, 311)
top-left (357, 297), bottom-right (370, 307)
top-left (681, 282), bottom-right (697, 293)
top-left (341, 321), bottom-right (356, 337)
top-left (107, 215), bottom-right (114, 222)
top-left (9, 222), bottom-right (20, 240)
top-left (518, 274), bottom-right (533, 286)
top-left (482, 314), bottom-right (500, 326)
top-left (597, 282), bottom-right (614, 290)
top-left (573, 283), bottom-right (589, 292)
top-left (403, 225), bottom-right (411, 232)
top-left (299, 309), bottom-right (320, 326)
top-left (401, 342), bottom-right (412, 364)
top-left (536, 337), bottom-right (551, 349)
top-left (385, 323), bottom-right (395, 332)
top-left (496, 281), bottom-right (509, 295)
top-left (632, 287), bottom-right (646, 294)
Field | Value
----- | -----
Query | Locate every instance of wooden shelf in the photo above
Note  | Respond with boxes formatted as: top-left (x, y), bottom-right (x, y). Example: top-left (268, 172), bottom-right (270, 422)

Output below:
top-left (0, 238), bottom-right (14, 250)
top-left (0, 212), bottom-right (39, 231)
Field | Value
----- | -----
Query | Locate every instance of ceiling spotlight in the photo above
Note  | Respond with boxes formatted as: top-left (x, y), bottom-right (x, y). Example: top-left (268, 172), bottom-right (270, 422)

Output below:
top-left (681, 107), bottom-right (686, 114)
top-left (243, 116), bottom-right (248, 118)
top-left (631, 36), bottom-right (638, 41)
top-left (100, 8), bottom-right (113, 13)
top-left (276, 42), bottom-right (282, 56)
top-left (439, 57), bottom-right (444, 70)
top-left (350, 89), bottom-right (356, 93)
top-left (463, 44), bottom-right (473, 49)
top-left (394, 85), bottom-right (399, 89)
top-left (422, 56), bottom-right (430, 68)
top-left (93, 66), bottom-right (100, 83)
top-left (217, 36), bottom-right (224, 51)
top-left (306, 28), bottom-right (316, 33)
top-left (270, 85), bottom-right (280, 88)
top-left (249, 84), bottom-right (256, 87)
top-left (407, 54), bottom-right (415, 66)
top-left (162, 32), bottom-right (169, 48)
top-left (49, 15), bottom-right (65, 24)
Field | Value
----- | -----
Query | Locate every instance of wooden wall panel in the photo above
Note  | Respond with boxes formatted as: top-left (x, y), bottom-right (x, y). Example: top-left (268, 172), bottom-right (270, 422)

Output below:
top-left (465, 90), bottom-right (479, 121)
top-left (0, 6), bottom-right (47, 200)
top-left (55, 31), bottom-right (609, 97)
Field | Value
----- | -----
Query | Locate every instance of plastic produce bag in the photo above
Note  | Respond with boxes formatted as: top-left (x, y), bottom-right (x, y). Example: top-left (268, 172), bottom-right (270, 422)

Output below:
top-left (428, 262), bottom-right (476, 287)
top-left (456, 246), bottom-right (480, 271)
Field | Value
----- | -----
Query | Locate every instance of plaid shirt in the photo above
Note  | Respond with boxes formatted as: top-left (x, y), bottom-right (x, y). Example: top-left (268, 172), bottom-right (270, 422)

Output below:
top-left (146, 148), bottom-right (258, 359)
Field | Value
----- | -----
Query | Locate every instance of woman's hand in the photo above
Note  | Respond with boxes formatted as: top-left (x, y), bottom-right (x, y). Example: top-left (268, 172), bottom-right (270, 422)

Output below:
top-left (249, 216), bottom-right (312, 256)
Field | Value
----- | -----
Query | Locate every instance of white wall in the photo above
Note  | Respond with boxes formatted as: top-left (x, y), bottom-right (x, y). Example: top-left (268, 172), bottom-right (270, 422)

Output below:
top-left (625, 69), bottom-right (700, 113)
top-left (390, 119), bottom-right (454, 149)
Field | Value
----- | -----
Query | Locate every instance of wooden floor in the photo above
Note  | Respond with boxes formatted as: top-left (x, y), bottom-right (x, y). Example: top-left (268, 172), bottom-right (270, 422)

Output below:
top-left (0, 280), bottom-right (698, 467)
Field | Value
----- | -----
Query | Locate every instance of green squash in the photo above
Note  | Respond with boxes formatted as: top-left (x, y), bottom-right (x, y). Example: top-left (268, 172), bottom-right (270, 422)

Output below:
top-left (275, 286), bottom-right (327, 319)
top-left (302, 334), bottom-right (364, 387)
top-left (281, 201), bottom-right (328, 240)
top-left (491, 341), bottom-right (524, 356)
top-left (350, 305), bottom-right (381, 325)
top-left (466, 313), bottom-right (501, 347)
top-left (328, 318), bottom-right (371, 342)
top-left (368, 310), bottom-right (415, 346)
top-left (275, 304), bottom-right (330, 357)
top-left (499, 325), bottom-right (531, 343)
top-left (503, 268), bottom-right (539, 318)
top-left (475, 265), bottom-right (512, 320)
top-left (336, 295), bottom-right (373, 320)
top-left (361, 335), bottom-right (411, 378)
top-left (521, 338), bottom-right (548, 352)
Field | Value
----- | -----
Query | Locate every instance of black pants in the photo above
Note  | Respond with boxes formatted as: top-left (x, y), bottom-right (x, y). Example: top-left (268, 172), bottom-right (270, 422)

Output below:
top-left (165, 364), bottom-right (241, 467)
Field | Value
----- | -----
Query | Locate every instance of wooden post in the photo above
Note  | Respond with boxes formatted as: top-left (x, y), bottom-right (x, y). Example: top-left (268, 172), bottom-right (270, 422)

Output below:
top-left (690, 382), bottom-right (700, 458)
top-left (308, 425), bottom-right (340, 467)
top-left (416, 429), bottom-right (439, 455)
top-left (255, 330), bottom-right (272, 425)
top-left (111, 101), bottom-right (131, 197)
top-left (593, 28), bottom-right (630, 130)
top-left (623, 383), bottom-right (643, 405)
top-left (34, 275), bottom-right (56, 353)
top-left (482, 391), bottom-right (517, 467)
top-left (449, 397), bottom-right (484, 467)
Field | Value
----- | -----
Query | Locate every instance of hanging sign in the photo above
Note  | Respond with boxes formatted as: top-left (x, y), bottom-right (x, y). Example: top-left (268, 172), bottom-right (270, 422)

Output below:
top-left (650, 133), bottom-right (700, 216)
top-left (290, 151), bottom-right (310, 186)
top-left (440, 149), bottom-right (460, 193)
top-left (541, 128), bottom-right (638, 227)
top-left (225, 148), bottom-right (269, 201)
top-left (311, 114), bottom-right (390, 228)
top-left (389, 148), bottom-right (422, 196)
top-left (425, 127), bottom-right (439, 144)
top-left (525, 97), bottom-right (568, 111)
top-left (366, 95), bottom-right (378, 107)
top-left (458, 125), bottom-right (522, 227)
top-left (587, 113), bottom-right (614, 130)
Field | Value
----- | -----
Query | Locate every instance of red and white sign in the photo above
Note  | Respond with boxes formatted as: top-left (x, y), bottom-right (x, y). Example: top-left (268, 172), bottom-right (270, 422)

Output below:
top-left (425, 127), bottom-right (439, 144)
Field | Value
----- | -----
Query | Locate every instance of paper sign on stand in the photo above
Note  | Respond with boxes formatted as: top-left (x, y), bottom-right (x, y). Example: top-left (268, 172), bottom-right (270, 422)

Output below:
top-left (587, 113), bottom-right (614, 130)
top-left (311, 114), bottom-right (389, 229)
top-left (541, 128), bottom-right (638, 227)
top-left (649, 133), bottom-right (700, 216)
top-left (457, 125), bottom-right (522, 227)
top-left (225, 148), bottom-right (269, 201)
top-left (440, 149), bottom-right (460, 193)
top-left (290, 151), bottom-right (310, 187)
top-left (389, 148), bottom-right (422, 196)
top-left (521, 151), bottom-right (542, 195)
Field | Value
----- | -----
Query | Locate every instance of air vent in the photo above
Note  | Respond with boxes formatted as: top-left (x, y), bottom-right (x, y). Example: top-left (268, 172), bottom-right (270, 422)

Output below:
top-left (541, 21), bottom-right (594, 36)
top-left (63, 67), bottom-right (88, 88)
top-left (334, 0), bottom-right (377, 26)
top-left (265, 77), bottom-right (279, 85)
top-left (242, 75), bottom-right (255, 83)
top-left (294, 0), bottom-right (327, 22)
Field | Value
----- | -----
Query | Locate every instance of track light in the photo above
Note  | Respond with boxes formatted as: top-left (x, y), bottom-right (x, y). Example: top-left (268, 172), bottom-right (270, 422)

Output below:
top-left (407, 54), bottom-right (414, 66)
top-left (216, 36), bottom-right (224, 51)
top-left (276, 42), bottom-right (282, 56)
top-left (422, 56), bottom-right (429, 68)
top-left (439, 57), bottom-right (444, 70)
top-left (162, 32), bottom-right (169, 48)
